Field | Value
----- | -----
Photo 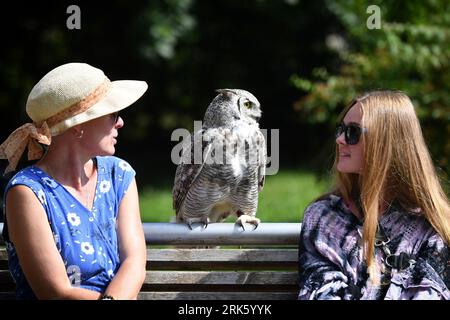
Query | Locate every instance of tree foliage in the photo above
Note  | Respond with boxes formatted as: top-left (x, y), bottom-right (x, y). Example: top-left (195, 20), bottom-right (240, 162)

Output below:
top-left (291, 0), bottom-right (450, 177)
top-left (0, 0), bottom-right (447, 183)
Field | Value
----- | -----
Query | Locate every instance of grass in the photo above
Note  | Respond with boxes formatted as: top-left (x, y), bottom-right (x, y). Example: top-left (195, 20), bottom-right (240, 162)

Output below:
top-left (257, 170), bottom-right (330, 222)
top-left (138, 169), bottom-right (331, 222)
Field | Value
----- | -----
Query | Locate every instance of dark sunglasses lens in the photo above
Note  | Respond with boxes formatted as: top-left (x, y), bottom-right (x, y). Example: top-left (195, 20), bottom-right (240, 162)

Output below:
top-left (345, 125), bottom-right (361, 145)
top-left (113, 112), bottom-right (119, 123)
top-left (335, 124), bottom-right (344, 139)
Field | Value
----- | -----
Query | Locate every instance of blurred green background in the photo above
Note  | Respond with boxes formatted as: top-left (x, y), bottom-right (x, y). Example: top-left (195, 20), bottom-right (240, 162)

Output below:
top-left (0, 0), bottom-right (448, 222)
top-left (140, 170), bottom-right (330, 222)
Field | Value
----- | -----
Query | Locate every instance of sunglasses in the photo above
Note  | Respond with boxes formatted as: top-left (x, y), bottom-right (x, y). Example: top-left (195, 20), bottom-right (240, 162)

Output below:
top-left (111, 112), bottom-right (120, 124)
top-left (335, 122), bottom-right (367, 145)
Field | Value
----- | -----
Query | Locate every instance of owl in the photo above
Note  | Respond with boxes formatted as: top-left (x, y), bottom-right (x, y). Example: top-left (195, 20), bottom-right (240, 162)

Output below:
top-left (172, 89), bottom-right (266, 230)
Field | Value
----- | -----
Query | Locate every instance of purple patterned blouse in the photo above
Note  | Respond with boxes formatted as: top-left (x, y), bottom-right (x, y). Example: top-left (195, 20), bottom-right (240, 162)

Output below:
top-left (298, 194), bottom-right (449, 300)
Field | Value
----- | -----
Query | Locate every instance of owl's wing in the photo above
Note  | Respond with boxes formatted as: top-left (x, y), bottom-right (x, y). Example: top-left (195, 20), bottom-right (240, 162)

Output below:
top-left (256, 129), bottom-right (266, 192)
top-left (172, 130), bottom-right (212, 215)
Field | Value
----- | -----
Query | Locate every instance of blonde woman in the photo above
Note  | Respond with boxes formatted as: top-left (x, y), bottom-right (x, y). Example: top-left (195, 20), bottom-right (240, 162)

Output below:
top-left (298, 90), bottom-right (450, 300)
top-left (0, 63), bottom-right (148, 299)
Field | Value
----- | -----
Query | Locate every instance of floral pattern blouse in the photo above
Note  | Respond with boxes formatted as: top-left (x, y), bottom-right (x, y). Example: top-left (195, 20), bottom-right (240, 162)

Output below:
top-left (2, 156), bottom-right (135, 299)
top-left (298, 194), bottom-right (449, 300)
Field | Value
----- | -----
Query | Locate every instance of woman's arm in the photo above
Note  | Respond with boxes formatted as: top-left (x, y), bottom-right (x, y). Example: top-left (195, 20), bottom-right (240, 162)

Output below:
top-left (102, 178), bottom-right (146, 299)
top-left (385, 232), bottom-right (450, 300)
top-left (298, 202), bottom-right (355, 300)
top-left (6, 185), bottom-right (101, 299)
top-left (298, 235), bottom-right (351, 300)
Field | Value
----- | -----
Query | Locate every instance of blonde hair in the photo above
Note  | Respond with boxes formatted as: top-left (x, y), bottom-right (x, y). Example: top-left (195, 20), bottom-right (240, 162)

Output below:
top-left (333, 90), bottom-right (450, 282)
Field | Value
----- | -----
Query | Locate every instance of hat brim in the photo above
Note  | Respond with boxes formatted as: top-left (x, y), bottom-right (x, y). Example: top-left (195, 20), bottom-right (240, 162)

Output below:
top-left (50, 80), bottom-right (148, 135)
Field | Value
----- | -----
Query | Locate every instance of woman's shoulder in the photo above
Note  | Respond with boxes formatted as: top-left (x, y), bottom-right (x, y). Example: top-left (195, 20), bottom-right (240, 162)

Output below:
top-left (3, 166), bottom-right (52, 208)
top-left (385, 204), bottom-right (439, 238)
top-left (302, 193), bottom-right (351, 229)
top-left (96, 156), bottom-right (135, 173)
top-left (307, 192), bottom-right (341, 206)
top-left (304, 193), bottom-right (345, 215)
top-left (5, 166), bottom-right (45, 190)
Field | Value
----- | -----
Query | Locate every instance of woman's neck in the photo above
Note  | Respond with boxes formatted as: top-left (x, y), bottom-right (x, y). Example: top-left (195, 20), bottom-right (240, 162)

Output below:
top-left (346, 198), bottom-right (363, 220)
top-left (35, 141), bottom-right (95, 189)
top-left (345, 196), bottom-right (392, 220)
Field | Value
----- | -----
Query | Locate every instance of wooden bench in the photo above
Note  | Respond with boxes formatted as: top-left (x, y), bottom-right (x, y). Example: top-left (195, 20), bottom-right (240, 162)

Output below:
top-left (0, 222), bottom-right (301, 300)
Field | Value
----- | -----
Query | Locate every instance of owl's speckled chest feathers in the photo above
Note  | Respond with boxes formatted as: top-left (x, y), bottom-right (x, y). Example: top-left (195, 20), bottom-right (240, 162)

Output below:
top-left (203, 121), bottom-right (262, 182)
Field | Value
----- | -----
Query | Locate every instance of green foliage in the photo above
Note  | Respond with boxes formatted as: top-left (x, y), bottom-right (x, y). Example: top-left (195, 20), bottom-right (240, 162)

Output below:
top-left (256, 169), bottom-right (331, 222)
top-left (0, 0), bottom-right (344, 175)
top-left (139, 169), bottom-right (330, 222)
top-left (2, 0), bottom-right (446, 189)
top-left (139, 0), bottom-right (196, 60)
top-left (291, 0), bottom-right (450, 175)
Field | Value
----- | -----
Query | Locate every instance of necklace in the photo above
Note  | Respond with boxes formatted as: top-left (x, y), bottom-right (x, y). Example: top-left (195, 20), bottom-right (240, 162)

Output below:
top-left (82, 177), bottom-right (92, 210)
top-left (81, 164), bottom-right (97, 210)
top-left (41, 161), bottom-right (96, 210)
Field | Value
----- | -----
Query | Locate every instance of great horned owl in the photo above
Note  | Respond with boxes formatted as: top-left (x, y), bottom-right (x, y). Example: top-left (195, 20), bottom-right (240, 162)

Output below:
top-left (172, 89), bottom-right (266, 230)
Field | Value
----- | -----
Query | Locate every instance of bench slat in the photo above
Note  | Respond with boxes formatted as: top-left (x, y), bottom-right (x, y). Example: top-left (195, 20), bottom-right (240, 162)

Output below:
top-left (0, 292), bottom-right (14, 299)
top-left (144, 271), bottom-right (298, 286)
top-left (148, 249), bottom-right (298, 262)
top-left (0, 248), bottom-right (298, 262)
top-left (138, 291), bottom-right (298, 300)
top-left (147, 248), bottom-right (298, 270)
top-left (0, 249), bottom-right (7, 261)
top-left (0, 271), bottom-right (13, 284)
top-left (0, 271), bottom-right (15, 293)
top-left (0, 270), bottom-right (299, 290)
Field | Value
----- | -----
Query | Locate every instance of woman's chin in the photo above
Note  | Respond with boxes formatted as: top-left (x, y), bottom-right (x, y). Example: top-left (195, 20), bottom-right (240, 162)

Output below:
top-left (97, 148), bottom-right (115, 157)
top-left (337, 163), bottom-right (354, 173)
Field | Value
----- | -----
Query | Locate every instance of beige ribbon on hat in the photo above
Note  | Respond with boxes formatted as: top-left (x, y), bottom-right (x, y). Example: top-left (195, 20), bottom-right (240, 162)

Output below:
top-left (0, 78), bottom-right (111, 174)
top-left (0, 123), bottom-right (51, 174)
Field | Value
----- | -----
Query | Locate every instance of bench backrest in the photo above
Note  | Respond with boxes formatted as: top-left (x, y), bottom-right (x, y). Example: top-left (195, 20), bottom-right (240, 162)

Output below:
top-left (0, 222), bottom-right (301, 300)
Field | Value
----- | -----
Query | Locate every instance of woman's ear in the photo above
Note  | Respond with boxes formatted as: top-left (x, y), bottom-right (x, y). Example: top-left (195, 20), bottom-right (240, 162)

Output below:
top-left (72, 126), bottom-right (84, 139)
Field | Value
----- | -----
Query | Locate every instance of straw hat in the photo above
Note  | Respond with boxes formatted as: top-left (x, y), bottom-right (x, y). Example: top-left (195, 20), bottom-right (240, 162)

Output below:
top-left (0, 62), bottom-right (148, 173)
top-left (27, 62), bottom-right (148, 135)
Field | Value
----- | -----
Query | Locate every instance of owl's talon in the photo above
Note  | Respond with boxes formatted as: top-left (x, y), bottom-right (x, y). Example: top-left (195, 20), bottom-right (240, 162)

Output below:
top-left (201, 217), bottom-right (210, 229)
top-left (187, 222), bottom-right (193, 230)
top-left (235, 214), bottom-right (260, 232)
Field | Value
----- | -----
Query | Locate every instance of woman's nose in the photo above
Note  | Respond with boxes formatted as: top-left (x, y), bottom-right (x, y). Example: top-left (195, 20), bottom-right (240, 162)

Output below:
top-left (115, 116), bottom-right (124, 128)
top-left (336, 132), bottom-right (346, 145)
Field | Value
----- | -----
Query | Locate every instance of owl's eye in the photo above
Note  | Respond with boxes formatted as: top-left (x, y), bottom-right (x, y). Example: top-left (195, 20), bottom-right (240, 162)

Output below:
top-left (243, 101), bottom-right (252, 108)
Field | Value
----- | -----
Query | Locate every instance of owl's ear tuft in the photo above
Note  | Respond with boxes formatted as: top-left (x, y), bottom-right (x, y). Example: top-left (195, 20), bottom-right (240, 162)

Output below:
top-left (215, 89), bottom-right (234, 97)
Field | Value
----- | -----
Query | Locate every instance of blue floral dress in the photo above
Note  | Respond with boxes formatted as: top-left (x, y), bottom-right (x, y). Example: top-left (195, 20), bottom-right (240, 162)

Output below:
top-left (2, 156), bottom-right (136, 299)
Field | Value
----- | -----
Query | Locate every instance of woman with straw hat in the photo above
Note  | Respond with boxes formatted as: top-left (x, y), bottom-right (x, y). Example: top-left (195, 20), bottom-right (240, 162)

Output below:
top-left (0, 62), bottom-right (148, 299)
top-left (298, 91), bottom-right (449, 300)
